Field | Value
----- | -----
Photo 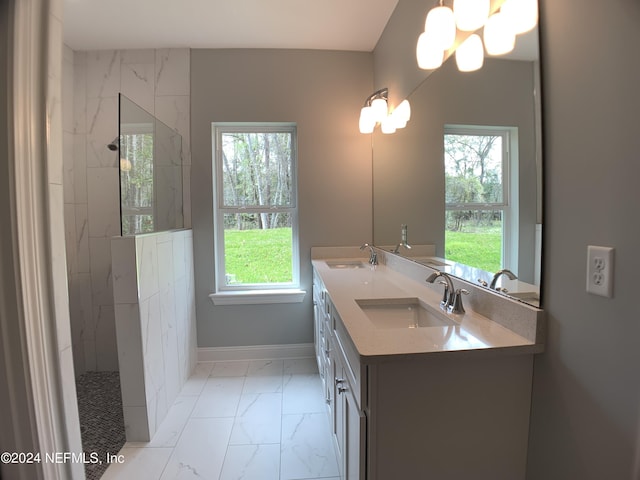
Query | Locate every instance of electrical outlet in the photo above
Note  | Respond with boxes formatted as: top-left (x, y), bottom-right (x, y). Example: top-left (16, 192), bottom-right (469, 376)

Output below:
top-left (586, 245), bottom-right (614, 297)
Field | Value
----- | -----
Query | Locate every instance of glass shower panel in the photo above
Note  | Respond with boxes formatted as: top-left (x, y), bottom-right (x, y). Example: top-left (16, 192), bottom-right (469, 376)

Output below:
top-left (118, 94), bottom-right (184, 235)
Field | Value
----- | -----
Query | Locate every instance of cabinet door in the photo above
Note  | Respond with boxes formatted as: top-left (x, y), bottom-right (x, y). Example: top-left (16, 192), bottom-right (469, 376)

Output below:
top-left (335, 362), bottom-right (366, 480)
top-left (332, 347), bottom-right (345, 461)
top-left (313, 297), bottom-right (323, 374)
top-left (342, 372), bottom-right (365, 480)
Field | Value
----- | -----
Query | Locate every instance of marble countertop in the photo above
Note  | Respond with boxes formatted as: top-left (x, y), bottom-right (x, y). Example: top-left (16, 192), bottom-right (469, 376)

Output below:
top-left (312, 257), bottom-right (543, 362)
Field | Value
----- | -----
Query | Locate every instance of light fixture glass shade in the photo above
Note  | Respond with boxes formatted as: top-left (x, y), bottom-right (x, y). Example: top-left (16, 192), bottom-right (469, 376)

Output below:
top-left (381, 115), bottom-right (397, 134)
top-left (370, 97), bottom-right (388, 123)
top-left (391, 101), bottom-right (410, 129)
top-left (395, 100), bottom-right (411, 123)
top-left (120, 157), bottom-right (132, 172)
top-left (456, 34), bottom-right (484, 72)
top-left (453, 0), bottom-right (489, 31)
top-left (416, 31), bottom-right (444, 70)
top-left (484, 12), bottom-right (516, 55)
top-left (424, 5), bottom-right (456, 51)
top-left (359, 106), bottom-right (375, 134)
top-left (501, 0), bottom-right (538, 34)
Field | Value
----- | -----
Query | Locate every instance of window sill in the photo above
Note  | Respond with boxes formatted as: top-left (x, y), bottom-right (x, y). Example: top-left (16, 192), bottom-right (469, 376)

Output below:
top-left (208, 289), bottom-right (307, 306)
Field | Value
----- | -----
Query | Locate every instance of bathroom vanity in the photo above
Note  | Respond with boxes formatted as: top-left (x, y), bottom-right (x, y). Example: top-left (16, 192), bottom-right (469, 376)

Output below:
top-left (312, 247), bottom-right (544, 480)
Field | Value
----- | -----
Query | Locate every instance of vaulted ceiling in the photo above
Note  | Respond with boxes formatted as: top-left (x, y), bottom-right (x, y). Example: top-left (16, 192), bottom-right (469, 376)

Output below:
top-left (63, 0), bottom-right (400, 52)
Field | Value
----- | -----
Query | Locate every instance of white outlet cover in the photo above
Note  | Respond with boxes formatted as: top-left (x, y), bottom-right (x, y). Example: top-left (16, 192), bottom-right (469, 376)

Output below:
top-left (586, 245), bottom-right (614, 298)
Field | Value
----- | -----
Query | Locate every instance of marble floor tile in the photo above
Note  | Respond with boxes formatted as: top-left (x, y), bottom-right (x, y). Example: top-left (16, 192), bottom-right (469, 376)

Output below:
top-left (210, 360), bottom-right (249, 377)
top-left (242, 359), bottom-right (284, 393)
top-left (219, 444), bottom-right (280, 480)
top-left (200, 375), bottom-right (245, 396)
top-left (191, 376), bottom-right (245, 417)
top-left (191, 392), bottom-right (241, 418)
top-left (283, 357), bottom-right (319, 375)
top-left (229, 393), bottom-right (282, 445)
top-left (159, 417), bottom-right (233, 480)
top-left (247, 359), bottom-right (283, 376)
top-left (126, 396), bottom-right (197, 448)
top-left (242, 374), bottom-right (283, 394)
top-left (281, 413), bottom-right (340, 480)
top-left (282, 373), bottom-right (327, 414)
top-left (101, 447), bottom-right (172, 480)
top-left (106, 360), bottom-right (338, 480)
top-left (179, 362), bottom-right (214, 396)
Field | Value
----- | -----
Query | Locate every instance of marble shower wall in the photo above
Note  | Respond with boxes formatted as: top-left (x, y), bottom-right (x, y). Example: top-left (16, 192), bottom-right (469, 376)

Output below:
top-left (62, 48), bottom-right (191, 376)
top-left (111, 229), bottom-right (197, 441)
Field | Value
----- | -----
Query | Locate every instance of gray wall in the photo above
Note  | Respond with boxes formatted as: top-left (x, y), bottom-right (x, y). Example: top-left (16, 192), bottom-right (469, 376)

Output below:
top-left (527, 1), bottom-right (640, 478)
top-left (374, 0), bottom-right (640, 477)
top-left (191, 49), bottom-right (373, 347)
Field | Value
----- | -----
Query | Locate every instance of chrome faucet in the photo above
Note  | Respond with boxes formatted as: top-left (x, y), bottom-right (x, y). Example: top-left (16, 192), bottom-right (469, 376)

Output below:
top-left (360, 243), bottom-right (378, 265)
top-left (489, 269), bottom-right (517, 290)
top-left (426, 271), bottom-right (468, 314)
top-left (392, 224), bottom-right (412, 254)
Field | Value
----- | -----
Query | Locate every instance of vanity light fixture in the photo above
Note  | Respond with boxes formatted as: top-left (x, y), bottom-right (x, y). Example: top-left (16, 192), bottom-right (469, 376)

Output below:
top-left (359, 88), bottom-right (411, 134)
top-left (483, 11), bottom-right (516, 56)
top-left (453, 0), bottom-right (490, 32)
top-left (456, 33), bottom-right (484, 72)
top-left (501, 0), bottom-right (538, 34)
top-left (417, 0), bottom-right (538, 74)
top-left (425, 1), bottom-right (456, 51)
top-left (416, 30), bottom-right (445, 70)
top-left (359, 87), bottom-right (387, 134)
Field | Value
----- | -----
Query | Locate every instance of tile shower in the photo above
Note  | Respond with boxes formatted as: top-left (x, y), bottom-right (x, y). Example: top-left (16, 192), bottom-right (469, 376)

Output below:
top-left (62, 45), bottom-right (194, 476)
top-left (62, 46), bottom-right (191, 376)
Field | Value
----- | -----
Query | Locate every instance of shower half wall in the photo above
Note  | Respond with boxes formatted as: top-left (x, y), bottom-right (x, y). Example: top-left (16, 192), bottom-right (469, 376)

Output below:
top-left (112, 229), bottom-right (197, 441)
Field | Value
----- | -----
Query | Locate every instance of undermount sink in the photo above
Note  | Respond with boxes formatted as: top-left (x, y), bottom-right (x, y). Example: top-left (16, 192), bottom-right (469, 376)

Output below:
top-left (326, 260), bottom-right (366, 269)
top-left (355, 298), bottom-right (457, 329)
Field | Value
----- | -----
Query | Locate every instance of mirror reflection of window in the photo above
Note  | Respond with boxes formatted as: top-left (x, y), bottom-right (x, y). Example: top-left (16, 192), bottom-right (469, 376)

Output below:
top-left (120, 131), bottom-right (155, 235)
top-left (444, 125), bottom-right (518, 274)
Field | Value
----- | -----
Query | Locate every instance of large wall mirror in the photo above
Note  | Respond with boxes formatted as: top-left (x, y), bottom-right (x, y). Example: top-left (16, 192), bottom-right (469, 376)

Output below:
top-left (372, 12), bottom-right (542, 307)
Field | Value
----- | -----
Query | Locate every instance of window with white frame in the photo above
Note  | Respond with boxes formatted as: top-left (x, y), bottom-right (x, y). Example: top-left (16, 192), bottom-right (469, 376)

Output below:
top-left (444, 125), bottom-right (517, 273)
top-left (212, 123), bottom-right (299, 293)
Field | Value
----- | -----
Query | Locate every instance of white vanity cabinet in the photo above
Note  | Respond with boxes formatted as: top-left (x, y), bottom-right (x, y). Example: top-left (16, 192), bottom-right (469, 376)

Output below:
top-left (314, 268), bottom-right (366, 480)
top-left (331, 308), bottom-right (533, 480)
top-left (311, 261), bottom-right (540, 480)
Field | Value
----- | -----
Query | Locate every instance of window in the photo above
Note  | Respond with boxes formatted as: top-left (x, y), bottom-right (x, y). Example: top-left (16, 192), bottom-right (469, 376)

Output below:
top-left (211, 123), bottom-right (302, 302)
top-left (444, 125), bottom-right (517, 273)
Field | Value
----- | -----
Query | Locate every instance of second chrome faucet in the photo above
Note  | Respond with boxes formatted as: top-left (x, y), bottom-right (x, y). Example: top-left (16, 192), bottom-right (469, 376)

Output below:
top-left (426, 271), bottom-right (469, 314)
top-left (360, 243), bottom-right (378, 265)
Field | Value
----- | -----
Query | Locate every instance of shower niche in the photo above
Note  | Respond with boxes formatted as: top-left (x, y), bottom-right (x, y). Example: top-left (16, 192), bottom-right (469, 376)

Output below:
top-left (118, 94), bottom-right (184, 235)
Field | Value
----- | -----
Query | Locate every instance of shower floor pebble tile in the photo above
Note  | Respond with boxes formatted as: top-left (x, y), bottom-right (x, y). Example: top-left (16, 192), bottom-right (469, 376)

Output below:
top-left (103, 358), bottom-right (339, 480)
top-left (75, 371), bottom-right (126, 480)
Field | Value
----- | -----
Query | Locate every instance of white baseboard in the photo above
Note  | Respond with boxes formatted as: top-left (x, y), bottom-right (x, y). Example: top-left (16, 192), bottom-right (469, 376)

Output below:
top-left (198, 343), bottom-right (314, 362)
